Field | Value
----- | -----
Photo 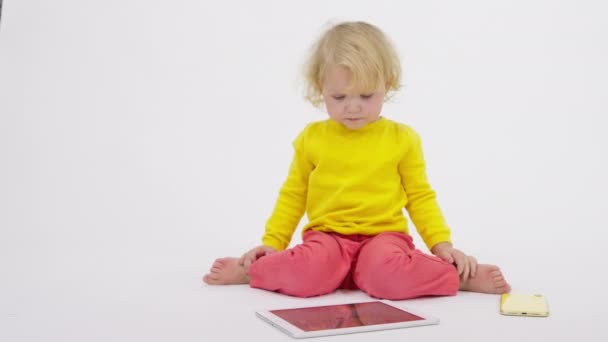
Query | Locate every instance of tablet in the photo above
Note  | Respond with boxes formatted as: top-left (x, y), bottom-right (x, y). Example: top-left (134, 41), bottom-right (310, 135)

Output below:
top-left (256, 300), bottom-right (439, 338)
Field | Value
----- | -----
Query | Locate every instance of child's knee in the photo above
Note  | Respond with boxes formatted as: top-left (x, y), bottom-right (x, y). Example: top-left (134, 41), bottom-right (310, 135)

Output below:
top-left (354, 253), bottom-right (411, 297)
top-left (249, 234), bottom-right (351, 297)
top-left (354, 251), bottom-right (459, 299)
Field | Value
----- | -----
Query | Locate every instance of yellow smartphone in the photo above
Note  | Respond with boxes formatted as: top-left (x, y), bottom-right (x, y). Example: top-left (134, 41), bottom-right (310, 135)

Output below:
top-left (500, 294), bottom-right (549, 317)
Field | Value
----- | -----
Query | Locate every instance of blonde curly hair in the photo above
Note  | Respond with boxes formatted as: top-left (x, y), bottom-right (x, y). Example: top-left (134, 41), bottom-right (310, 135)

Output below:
top-left (303, 21), bottom-right (402, 107)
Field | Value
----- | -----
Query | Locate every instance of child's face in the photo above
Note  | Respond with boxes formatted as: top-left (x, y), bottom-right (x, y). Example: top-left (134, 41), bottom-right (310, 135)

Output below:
top-left (322, 65), bottom-right (386, 130)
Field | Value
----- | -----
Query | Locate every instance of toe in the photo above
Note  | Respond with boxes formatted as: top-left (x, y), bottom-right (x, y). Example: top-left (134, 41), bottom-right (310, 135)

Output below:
top-left (493, 275), bottom-right (504, 282)
top-left (494, 280), bottom-right (508, 288)
top-left (489, 270), bottom-right (502, 277)
top-left (203, 274), bottom-right (220, 285)
top-left (495, 284), bottom-right (510, 294)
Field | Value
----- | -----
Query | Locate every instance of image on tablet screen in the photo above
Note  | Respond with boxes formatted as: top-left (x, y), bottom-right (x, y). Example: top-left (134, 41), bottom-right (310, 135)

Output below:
top-left (270, 301), bottom-right (424, 332)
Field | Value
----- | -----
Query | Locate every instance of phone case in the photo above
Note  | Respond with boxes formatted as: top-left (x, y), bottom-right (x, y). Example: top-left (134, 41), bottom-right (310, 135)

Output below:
top-left (500, 294), bottom-right (549, 317)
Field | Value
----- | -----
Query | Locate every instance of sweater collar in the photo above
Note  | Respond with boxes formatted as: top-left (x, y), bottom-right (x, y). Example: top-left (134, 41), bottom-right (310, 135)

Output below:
top-left (327, 116), bottom-right (386, 134)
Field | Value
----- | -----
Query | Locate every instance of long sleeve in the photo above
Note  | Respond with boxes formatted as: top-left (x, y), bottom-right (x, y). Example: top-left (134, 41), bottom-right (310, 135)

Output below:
top-left (398, 128), bottom-right (451, 250)
top-left (262, 131), bottom-right (314, 250)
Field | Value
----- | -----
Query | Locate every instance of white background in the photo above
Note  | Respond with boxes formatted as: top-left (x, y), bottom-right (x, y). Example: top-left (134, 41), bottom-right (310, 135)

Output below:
top-left (1, 0), bottom-right (607, 341)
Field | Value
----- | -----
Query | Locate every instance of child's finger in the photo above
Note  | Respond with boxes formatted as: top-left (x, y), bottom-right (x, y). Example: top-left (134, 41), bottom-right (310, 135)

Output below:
top-left (455, 253), bottom-right (465, 276)
top-left (240, 247), bottom-right (257, 266)
top-left (243, 256), bottom-right (253, 270)
top-left (437, 251), bottom-right (453, 264)
top-left (455, 258), bottom-right (464, 275)
top-left (244, 251), bottom-right (256, 269)
top-left (469, 256), bottom-right (478, 277)
top-left (461, 259), bottom-right (470, 281)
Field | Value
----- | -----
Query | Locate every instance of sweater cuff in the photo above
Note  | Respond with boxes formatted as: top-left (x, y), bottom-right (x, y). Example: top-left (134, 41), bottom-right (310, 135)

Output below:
top-left (425, 233), bottom-right (452, 251)
top-left (262, 235), bottom-right (287, 251)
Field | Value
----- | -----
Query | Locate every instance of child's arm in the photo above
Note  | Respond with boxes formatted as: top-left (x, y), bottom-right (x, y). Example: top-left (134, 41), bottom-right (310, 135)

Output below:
top-left (399, 127), bottom-right (478, 281)
top-left (238, 134), bottom-right (313, 271)
top-left (260, 128), bottom-right (314, 251)
top-left (398, 127), bottom-right (451, 250)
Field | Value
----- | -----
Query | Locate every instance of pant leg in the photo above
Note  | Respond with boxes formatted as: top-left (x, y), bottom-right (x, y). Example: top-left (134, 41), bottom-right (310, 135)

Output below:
top-left (353, 232), bottom-right (459, 300)
top-left (248, 230), bottom-right (355, 297)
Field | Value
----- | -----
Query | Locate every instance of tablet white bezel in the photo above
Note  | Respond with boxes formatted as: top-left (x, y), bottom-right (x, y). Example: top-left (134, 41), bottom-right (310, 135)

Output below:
top-left (255, 300), bottom-right (439, 338)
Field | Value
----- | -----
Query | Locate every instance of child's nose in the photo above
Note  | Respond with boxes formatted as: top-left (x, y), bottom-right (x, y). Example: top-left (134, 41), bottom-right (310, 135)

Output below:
top-left (346, 97), bottom-right (362, 113)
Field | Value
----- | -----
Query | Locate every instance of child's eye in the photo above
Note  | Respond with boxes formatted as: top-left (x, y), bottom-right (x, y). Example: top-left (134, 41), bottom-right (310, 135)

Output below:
top-left (332, 95), bottom-right (345, 101)
top-left (361, 93), bottom-right (374, 99)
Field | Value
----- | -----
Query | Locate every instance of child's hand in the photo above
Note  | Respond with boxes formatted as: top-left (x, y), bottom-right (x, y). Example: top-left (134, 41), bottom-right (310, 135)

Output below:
top-left (431, 242), bottom-right (478, 281)
top-left (238, 245), bottom-right (277, 271)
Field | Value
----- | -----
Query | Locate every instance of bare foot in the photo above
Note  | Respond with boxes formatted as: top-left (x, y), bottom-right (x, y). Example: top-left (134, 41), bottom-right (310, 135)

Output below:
top-left (459, 264), bottom-right (511, 294)
top-left (202, 257), bottom-right (250, 285)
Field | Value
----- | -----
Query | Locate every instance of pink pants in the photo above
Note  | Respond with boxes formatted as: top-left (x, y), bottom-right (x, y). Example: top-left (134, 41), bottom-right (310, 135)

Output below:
top-left (248, 231), bottom-right (460, 300)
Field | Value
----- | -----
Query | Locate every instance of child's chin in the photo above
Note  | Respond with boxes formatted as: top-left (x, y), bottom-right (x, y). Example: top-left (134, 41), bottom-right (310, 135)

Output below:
top-left (343, 119), bottom-right (366, 129)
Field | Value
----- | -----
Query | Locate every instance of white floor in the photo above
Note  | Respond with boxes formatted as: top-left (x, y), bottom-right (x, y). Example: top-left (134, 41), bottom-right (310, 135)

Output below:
top-left (1, 242), bottom-right (606, 342)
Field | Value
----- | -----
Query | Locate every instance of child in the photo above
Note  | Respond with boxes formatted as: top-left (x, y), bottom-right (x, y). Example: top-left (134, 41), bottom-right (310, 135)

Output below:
top-left (203, 21), bottom-right (510, 300)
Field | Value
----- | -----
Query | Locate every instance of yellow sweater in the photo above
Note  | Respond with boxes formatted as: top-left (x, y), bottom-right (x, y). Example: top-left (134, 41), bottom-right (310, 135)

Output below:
top-left (262, 117), bottom-right (451, 251)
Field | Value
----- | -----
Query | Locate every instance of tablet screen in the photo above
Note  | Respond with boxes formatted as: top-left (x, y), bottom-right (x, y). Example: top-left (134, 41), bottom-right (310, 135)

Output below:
top-left (270, 301), bottom-right (424, 332)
